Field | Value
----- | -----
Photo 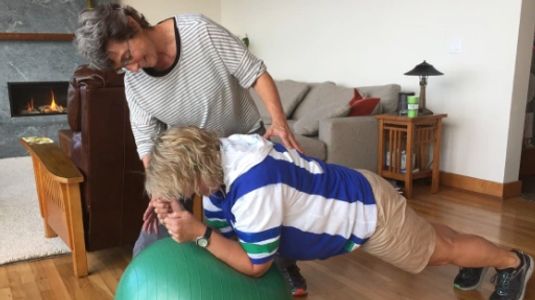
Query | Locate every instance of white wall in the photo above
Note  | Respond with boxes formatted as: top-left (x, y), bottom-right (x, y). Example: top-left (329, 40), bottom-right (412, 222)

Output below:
top-left (221, 0), bottom-right (535, 183)
top-left (117, 0), bottom-right (534, 184)
top-left (121, 0), bottom-right (221, 24)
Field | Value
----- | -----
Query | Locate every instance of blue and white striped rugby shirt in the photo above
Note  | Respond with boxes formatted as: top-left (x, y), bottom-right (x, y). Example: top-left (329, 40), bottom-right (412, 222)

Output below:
top-left (203, 134), bottom-right (377, 264)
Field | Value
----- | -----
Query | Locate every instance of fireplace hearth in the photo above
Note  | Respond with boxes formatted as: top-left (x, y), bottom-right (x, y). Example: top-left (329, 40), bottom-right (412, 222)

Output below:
top-left (8, 81), bottom-right (68, 117)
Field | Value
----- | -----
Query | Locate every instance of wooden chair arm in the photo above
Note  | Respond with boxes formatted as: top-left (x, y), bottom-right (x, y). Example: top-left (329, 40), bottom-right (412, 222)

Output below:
top-left (20, 139), bottom-right (83, 184)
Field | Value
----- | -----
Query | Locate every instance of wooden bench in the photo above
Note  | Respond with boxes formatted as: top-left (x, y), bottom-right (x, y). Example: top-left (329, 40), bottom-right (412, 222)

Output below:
top-left (20, 138), bottom-right (88, 277)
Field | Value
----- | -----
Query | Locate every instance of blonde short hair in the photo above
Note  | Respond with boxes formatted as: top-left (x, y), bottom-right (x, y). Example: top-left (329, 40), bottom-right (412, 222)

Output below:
top-left (145, 126), bottom-right (223, 200)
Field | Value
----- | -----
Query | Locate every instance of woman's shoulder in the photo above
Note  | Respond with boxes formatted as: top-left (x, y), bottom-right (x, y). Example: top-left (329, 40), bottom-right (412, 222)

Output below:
top-left (174, 13), bottom-right (215, 27)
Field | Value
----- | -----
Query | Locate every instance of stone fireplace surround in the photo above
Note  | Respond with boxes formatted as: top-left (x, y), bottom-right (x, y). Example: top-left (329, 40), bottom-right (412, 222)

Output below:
top-left (0, 0), bottom-right (109, 158)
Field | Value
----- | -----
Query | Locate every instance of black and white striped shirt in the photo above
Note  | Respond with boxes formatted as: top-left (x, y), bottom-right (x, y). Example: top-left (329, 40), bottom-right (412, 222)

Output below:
top-left (125, 14), bottom-right (266, 158)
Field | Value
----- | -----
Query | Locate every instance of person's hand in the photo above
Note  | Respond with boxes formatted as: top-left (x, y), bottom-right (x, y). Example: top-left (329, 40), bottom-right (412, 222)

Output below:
top-left (141, 197), bottom-right (171, 234)
top-left (141, 200), bottom-right (158, 234)
top-left (153, 198), bottom-right (172, 223)
top-left (164, 200), bottom-right (205, 243)
top-left (264, 121), bottom-right (303, 153)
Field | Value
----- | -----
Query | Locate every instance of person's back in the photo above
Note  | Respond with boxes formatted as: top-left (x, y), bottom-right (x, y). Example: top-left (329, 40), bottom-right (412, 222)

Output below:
top-left (205, 135), bottom-right (378, 262)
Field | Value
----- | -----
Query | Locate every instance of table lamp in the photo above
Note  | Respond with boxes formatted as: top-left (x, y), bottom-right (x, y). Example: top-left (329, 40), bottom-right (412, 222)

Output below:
top-left (404, 60), bottom-right (443, 115)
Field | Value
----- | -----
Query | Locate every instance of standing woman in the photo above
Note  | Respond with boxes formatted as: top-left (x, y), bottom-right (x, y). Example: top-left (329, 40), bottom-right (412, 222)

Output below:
top-left (74, 3), bottom-right (307, 296)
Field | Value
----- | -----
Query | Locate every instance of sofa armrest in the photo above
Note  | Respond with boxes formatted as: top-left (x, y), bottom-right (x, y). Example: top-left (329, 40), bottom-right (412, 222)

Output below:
top-left (318, 116), bottom-right (378, 171)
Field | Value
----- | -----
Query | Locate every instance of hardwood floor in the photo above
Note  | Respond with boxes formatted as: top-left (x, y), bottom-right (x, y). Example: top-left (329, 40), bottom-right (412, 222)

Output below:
top-left (301, 186), bottom-right (535, 300)
top-left (1, 185), bottom-right (535, 300)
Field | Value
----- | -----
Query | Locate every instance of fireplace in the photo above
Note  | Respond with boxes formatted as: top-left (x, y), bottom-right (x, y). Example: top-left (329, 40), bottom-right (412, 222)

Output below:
top-left (8, 81), bottom-right (68, 117)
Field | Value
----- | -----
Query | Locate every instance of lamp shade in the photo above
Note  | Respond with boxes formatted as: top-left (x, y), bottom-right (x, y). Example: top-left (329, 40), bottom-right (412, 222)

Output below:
top-left (404, 60), bottom-right (443, 76)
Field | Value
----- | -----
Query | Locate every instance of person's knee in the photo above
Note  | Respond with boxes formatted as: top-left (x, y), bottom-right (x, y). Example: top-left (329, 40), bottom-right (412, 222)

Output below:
top-left (133, 228), bottom-right (166, 257)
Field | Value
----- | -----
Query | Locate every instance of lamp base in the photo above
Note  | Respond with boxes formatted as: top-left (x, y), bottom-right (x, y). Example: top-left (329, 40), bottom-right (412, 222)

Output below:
top-left (419, 108), bottom-right (433, 115)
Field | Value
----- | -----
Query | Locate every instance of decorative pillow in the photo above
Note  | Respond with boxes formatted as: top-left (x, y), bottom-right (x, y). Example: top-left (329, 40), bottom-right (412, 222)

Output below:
top-left (347, 89), bottom-right (380, 116)
top-left (349, 97), bottom-right (381, 116)
top-left (350, 88), bottom-right (364, 103)
top-left (249, 80), bottom-right (310, 119)
top-left (293, 103), bottom-right (351, 136)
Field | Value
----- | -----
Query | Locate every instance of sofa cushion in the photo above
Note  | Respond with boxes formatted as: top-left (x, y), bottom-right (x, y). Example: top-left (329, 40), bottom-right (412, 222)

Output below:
top-left (271, 134), bottom-right (326, 161)
top-left (250, 80), bottom-right (310, 121)
top-left (293, 103), bottom-right (350, 136)
top-left (292, 82), bottom-right (353, 120)
top-left (357, 84), bottom-right (401, 114)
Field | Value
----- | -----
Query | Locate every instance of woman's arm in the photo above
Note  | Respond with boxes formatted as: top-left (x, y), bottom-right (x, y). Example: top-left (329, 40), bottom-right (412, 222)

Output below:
top-left (253, 72), bottom-right (303, 152)
top-left (202, 18), bottom-right (302, 152)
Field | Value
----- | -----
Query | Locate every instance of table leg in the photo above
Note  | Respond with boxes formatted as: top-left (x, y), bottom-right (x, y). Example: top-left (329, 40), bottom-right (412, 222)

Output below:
top-left (405, 123), bottom-right (415, 198)
top-left (377, 120), bottom-right (385, 174)
top-left (431, 119), bottom-right (443, 193)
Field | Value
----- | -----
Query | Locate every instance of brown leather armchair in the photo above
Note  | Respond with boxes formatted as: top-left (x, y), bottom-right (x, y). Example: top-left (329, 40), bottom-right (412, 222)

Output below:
top-left (58, 65), bottom-right (147, 251)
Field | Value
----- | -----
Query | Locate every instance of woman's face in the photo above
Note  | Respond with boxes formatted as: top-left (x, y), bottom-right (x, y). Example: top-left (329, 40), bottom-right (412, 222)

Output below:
top-left (106, 34), bottom-right (158, 73)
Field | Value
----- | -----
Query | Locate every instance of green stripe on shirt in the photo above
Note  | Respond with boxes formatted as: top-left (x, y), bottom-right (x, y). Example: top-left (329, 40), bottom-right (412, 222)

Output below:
top-left (205, 219), bottom-right (229, 229)
top-left (240, 240), bottom-right (279, 254)
top-left (344, 240), bottom-right (357, 252)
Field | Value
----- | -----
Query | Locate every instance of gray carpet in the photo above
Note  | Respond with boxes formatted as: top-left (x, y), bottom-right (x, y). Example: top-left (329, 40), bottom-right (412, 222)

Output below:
top-left (0, 156), bottom-right (70, 265)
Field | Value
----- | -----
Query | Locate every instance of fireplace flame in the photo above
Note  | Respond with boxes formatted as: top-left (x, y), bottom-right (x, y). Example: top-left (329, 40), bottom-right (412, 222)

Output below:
top-left (26, 98), bottom-right (35, 112)
top-left (37, 89), bottom-right (65, 113)
top-left (19, 88), bottom-right (67, 115)
top-left (49, 90), bottom-right (58, 111)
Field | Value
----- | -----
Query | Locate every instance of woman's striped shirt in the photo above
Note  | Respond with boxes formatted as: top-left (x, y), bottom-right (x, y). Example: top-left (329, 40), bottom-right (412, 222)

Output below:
top-left (125, 14), bottom-right (265, 158)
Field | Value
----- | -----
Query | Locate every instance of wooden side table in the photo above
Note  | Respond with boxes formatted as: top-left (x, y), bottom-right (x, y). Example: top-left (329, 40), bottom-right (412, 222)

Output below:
top-left (375, 114), bottom-right (447, 198)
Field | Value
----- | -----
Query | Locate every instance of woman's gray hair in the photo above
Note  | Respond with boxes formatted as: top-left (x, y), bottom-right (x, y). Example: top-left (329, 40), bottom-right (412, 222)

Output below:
top-left (74, 3), bottom-right (151, 70)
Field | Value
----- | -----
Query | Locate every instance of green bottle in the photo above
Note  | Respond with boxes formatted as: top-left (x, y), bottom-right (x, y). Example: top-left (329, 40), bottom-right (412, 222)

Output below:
top-left (407, 96), bottom-right (419, 118)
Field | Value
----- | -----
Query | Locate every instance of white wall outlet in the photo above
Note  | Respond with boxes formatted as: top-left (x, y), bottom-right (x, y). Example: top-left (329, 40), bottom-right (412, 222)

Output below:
top-left (448, 38), bottom-right (463, 54)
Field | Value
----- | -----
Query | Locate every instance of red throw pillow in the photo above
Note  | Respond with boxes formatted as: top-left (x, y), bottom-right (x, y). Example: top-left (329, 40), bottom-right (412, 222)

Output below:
top-left (349, 88), bottom-right (364, 106)
top-left (348, 89), bottom-right (380, 116)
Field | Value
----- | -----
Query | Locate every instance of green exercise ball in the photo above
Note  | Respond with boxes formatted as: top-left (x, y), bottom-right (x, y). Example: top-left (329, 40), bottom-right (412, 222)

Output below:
top-left (115, 238), bottom-right (292, 300)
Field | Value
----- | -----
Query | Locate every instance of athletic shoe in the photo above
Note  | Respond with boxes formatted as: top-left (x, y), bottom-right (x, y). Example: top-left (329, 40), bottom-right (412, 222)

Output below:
top-left (490, 250), bottom-right (533, 300)
top-left (275, 257), bottom-right (308, 297)
top-left (453, 267), bottom-right (488, 291)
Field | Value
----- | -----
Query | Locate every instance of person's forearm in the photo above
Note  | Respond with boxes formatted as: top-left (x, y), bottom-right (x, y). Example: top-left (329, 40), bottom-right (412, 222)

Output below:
top-left (253, 72), bottom-right (286, 125)
top-left (206, 230), bottom-right (271, 277)
top-left (252, 72), bottom-right (303, 151)
top-left (142, 155), bottom-right (150, 169)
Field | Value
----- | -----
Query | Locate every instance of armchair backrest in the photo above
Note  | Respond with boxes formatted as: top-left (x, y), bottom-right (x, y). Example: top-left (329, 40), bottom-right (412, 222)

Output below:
top-left (62, 64), bottom-right (147, 251)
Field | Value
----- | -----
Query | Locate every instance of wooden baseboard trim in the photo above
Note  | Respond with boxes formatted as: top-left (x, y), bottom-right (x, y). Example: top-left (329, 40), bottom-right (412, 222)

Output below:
top-left (440, 171), bottom-right (522, 199)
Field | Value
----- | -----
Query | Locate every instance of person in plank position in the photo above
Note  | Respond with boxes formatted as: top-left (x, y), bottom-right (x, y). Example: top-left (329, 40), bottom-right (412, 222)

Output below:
top-left (147, 126), bottom-right (533, 300)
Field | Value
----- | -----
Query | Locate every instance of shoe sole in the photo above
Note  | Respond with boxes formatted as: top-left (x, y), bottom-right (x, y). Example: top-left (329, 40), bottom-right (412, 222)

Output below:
top-left (292, 288), bottom-right (308, 297)
top-left (453, 267), bottom-right (488, 291)
top-left (519, 254), bottom-right (534, 300)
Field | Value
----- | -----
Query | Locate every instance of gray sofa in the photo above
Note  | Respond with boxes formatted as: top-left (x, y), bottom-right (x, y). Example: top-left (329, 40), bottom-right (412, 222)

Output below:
top-left (251, 81), bottom-right (401, 171)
